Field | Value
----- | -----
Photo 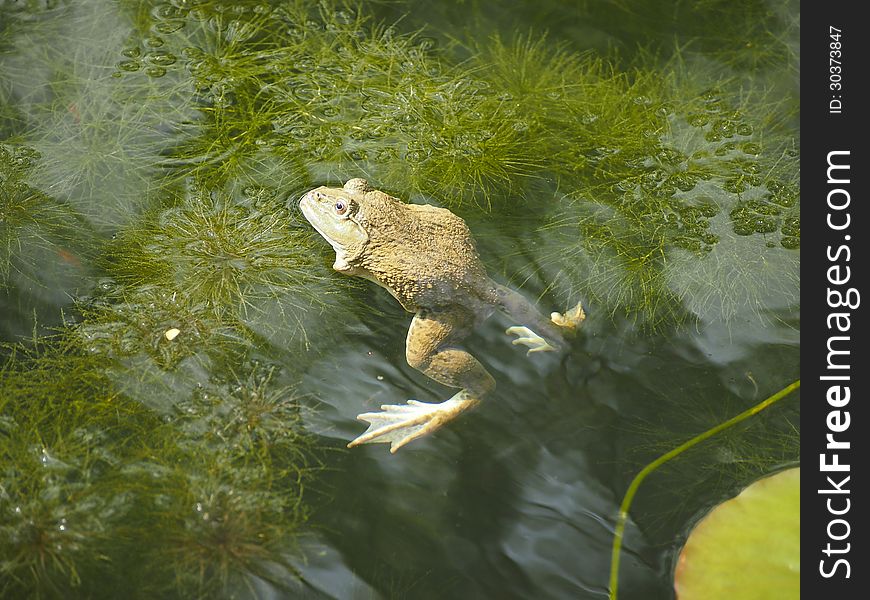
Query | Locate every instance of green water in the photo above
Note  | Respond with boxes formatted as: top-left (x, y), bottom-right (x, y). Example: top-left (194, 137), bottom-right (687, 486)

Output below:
top-left (1, 1), bottom-right (799, 598)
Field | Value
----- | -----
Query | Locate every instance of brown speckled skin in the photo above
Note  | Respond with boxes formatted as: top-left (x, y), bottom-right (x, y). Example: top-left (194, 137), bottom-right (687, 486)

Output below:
top-left (317, 183), bottom-right (499, 315)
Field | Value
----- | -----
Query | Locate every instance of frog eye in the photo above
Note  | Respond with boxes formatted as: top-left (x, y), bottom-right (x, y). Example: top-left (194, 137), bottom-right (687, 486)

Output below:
top-left (334, 200), bottom-right (348, 215)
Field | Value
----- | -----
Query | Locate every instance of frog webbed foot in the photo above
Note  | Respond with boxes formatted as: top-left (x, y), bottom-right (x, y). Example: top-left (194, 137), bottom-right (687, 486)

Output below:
top-left (505, 326), bottom-right (557, 354)
top-left (347, 392), bottom-right (478, 453)
top-left (550, 301), bottom-right (586, 332)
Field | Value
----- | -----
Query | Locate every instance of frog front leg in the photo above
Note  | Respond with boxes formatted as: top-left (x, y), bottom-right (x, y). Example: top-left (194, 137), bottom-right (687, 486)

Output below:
top-left (347, 306), bottom-right (494, 453)
top-left (495, 285), bottom-right (585, 354)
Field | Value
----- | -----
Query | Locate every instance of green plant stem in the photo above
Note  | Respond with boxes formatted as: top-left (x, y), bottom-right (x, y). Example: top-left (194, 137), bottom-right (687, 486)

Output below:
top-left (608, 379), bottom-right (801, 600)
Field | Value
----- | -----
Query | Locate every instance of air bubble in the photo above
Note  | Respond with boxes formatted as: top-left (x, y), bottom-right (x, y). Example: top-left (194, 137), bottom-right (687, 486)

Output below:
top-left (770, 191), bottom-right (797, 208)
top-left (657, 148), bottom-right (683, 165)
top-left (701, 233), bottom-right (719, 245)
top-left (155, 20), bottom-right (185, 34)
top-left (675, 237), bottom-right (703, 253)
top-left (118, 60), bottom-right (141, 72)
top-left (155, 4), bottom-right (183, 19)
top-left (146, 50), bottom-right (177, 66)
top-left (655, 103), bottom-right (675, 117)
top-left (670, 173), bottom-right (697, 192)
top-left (291, 86), bottom-right (318, 102)
top-left (710, 119), bottom-right (735, 138)
top-left (715, 142), bottom-right (737, 156)
top-left (698, 203), bottom-right (718, 218)
top-left (98, 278), bottom-right (118, 293)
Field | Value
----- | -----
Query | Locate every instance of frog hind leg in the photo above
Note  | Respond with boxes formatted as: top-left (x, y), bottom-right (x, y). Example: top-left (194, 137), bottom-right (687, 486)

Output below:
top-left (495, 285), bottom-right (585, 354)
top-left (347, 306), bottom-right (494, 453)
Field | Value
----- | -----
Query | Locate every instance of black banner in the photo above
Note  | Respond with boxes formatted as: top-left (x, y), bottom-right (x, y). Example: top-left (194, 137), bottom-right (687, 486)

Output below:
top-left (804, 2), bottom-right (867, 596)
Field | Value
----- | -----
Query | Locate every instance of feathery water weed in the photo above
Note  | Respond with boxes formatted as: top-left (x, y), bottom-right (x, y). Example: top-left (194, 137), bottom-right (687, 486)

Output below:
top-left (106, 182), bottom-right (331, 316)
top-left (1, 330), bottom-right (319, 598)
top-left (2, 0), bottom-right (197, 230)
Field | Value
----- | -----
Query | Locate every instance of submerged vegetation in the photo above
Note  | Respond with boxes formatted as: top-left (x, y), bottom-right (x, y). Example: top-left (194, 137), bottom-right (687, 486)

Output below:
top-left (2, 0), bottom-right (799, 330)
top-left (0, 332), bottom-right (317, 598)
top-left (2, 0), bottom-right (799, 597)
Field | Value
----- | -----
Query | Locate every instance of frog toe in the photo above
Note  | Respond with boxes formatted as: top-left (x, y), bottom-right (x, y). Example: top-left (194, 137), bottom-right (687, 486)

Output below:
top-left (347, 393), bottom-right (478, 453)
top-left (505, 325), bottom-right (557, 354)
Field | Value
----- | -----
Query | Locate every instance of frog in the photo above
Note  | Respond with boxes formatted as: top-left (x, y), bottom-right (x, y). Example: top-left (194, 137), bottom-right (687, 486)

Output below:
top-left (299, 178), bottom-right (585, 453)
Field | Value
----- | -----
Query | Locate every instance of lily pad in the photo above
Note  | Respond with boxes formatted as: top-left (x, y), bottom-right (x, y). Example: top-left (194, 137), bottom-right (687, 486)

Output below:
top-left (674, 467), bottom-right (800, 600)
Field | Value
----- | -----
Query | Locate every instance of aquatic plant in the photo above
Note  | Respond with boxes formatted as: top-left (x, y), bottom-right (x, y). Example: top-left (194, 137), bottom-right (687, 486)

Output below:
top-left (107, 0), bottom-right (800, 327)
top-left (99, 179), bottom-right (358, 359)
top-left (608, 380), bottom-right (800, 599)
top-left (498, 69), bottom-right (800, 327)
top-left (0, 332), bottom-right (319, 599)
top-left (123, 357), bottom-right (318, 598)
top-left (1, 145), bottom-right (72, 286)
top-left (0, 143), bottom-right (101, 340)
top-left (369, 0), bottom-right (800, 81)
top-left (0, 335), bottom-right (158, 597)
top-left (135, 0), bottom-right (537, 206)
top-left (674, 467), bottom-right (800, 600)
top-left (1, 0), bottom-right (197, 231)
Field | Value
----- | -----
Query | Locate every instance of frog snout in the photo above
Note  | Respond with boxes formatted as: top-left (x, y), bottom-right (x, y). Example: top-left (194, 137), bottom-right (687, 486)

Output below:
top-left (299, 190), bottom-right (326, 207)
top-left (297, 190), bottom-right (316, 211)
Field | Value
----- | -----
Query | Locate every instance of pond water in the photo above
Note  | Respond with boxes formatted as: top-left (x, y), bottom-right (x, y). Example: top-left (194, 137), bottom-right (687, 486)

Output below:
top-left (1, 1), bottom-right (799, 598)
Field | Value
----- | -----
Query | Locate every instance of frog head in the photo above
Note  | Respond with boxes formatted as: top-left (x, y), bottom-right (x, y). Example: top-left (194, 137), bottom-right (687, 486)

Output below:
top-left (299, 178), bottom-right (372, 271)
